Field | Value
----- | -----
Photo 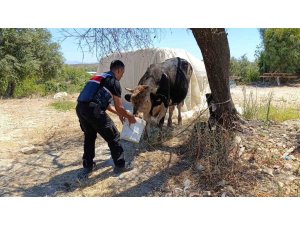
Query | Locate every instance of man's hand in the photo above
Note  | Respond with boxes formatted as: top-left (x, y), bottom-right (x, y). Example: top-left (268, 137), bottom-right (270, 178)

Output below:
top-left (128, 115), bottom-right (137, 125)
top-left (113, 95), bottom-right (137, 125)
top-left (118, 115), bottom-right (125, 124)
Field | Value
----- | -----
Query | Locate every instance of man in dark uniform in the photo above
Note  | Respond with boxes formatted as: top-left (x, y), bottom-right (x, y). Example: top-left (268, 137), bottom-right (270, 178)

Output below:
top-left (76, 60), bottom-right (136, 177)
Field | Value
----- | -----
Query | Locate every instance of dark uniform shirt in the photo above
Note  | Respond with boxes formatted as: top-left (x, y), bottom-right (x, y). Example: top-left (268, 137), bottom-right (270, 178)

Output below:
top-left (77, 71), bottom-right (121, 111)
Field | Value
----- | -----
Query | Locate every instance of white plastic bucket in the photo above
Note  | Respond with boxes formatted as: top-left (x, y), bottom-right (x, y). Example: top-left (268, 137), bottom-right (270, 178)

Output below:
top-left (120, 117), bottom-right (146, 143)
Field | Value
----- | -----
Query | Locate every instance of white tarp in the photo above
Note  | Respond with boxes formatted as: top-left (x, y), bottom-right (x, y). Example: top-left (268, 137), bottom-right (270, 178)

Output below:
top-left (97, 48), bottom-right (209, 118)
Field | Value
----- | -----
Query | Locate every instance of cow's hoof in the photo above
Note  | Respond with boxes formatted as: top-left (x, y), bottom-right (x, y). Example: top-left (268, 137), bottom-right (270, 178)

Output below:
top-left (178, 119), bottom-right (182, 126)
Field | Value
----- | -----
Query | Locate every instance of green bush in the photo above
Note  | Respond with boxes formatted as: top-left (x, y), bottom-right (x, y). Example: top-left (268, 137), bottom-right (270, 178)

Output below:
top-left (257, 28), bottom-right (300, 74)
top-left (50, 100), bottom-right (76, 111)
top-left (49, 65), bottom-right (91, 94)
top-left (44, 81), bottom-right (60, 93)
top-left (230, 55), bottom-right (260, 83)
top-left (245, 64), bottom-right (260, 82)
top-left (9, 65), bottom-right (92, 97)
top-left (14, 76), bottom-right (46, 97)
top-left (0, 28), bottom-right (64, 98)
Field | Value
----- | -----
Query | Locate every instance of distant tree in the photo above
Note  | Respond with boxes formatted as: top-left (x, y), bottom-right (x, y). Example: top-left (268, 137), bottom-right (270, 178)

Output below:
top-left (259, 28), bottom-right (267, 44)
top-left (0, 29), bottom-right (64, 97)
top-left (230, 55), bottom-right (260, 82)
top-left (257, 28), bottom-right (300, 73)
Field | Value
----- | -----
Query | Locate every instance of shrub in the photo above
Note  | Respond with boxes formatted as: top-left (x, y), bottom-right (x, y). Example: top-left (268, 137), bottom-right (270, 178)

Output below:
top-left (50, 100), bottom-right (75, 111)
top-left (230, 55), bottom-right (260, 83)
top-left (14, 76), bottom-right (46, 97)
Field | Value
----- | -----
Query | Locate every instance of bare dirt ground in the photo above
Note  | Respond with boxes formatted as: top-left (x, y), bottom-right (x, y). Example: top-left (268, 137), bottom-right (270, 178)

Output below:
top-left (0, 85), bottom-right (300, 197)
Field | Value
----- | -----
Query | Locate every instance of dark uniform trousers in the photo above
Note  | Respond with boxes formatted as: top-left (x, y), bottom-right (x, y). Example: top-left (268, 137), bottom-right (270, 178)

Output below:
top-left (76, 102), bottom-right (125, 168)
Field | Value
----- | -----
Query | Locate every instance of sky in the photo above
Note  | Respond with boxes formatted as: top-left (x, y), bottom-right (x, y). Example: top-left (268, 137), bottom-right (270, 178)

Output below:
top-left (50, 28), bottom-right (261, 64)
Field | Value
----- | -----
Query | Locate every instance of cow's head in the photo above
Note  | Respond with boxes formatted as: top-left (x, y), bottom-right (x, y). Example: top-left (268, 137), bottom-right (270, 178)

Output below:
top-left (125, 74), bottom-right (170, 124)
top-left (125, 85), bottom-right (154, 116)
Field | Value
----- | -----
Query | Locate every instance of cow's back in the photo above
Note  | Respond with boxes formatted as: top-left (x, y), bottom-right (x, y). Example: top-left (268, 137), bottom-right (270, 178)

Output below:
top-left (162, 57), bottom-right (192, 104)
top-left (138, 63), bottom-right (164, 87)
top-left (138, 57), bottom-right (193, 104)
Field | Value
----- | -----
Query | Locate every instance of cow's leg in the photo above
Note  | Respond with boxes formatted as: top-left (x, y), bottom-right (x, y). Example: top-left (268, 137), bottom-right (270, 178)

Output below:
top-left (158, 116), bottom-right (165, 129)
top-left (144, 122), bottom-right (150, 140)
top-left (167, 105), bottom-right (175, 127)
top-left (156, 104), bottom-right (167, 128)
top-left (143, 114), bottom-right (151, 140)
top-left (157, 116), bottom-right (165, 141)
top-left (177, 102), bottom-right (183, 126)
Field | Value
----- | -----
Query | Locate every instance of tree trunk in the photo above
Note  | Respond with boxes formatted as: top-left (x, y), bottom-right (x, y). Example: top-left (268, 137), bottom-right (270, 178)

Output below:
top-left (191, 28), bottom-right (238, 128)
top-left (5, 81), bottom-right (16, 98)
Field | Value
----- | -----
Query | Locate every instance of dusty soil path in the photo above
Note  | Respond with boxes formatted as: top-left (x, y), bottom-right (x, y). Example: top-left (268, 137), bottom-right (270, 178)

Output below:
top-left (0, 95), bottom-right (182, 196)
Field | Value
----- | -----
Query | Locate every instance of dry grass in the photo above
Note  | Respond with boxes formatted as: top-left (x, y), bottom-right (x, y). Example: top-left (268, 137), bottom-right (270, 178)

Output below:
top-left (240, 86), bottom-right (300, 122)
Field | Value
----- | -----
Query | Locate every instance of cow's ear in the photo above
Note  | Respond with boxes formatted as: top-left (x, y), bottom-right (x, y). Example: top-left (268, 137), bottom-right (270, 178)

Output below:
top-left (125, 87), bottom-right (134, 93)
top-left (124, 94), bottom-right (132, 102)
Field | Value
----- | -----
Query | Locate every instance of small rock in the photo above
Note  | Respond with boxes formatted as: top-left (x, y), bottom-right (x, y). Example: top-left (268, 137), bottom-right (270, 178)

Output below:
top-left (224, 186), bottom-right (235, 195)
top-left (221, 192), bottom-right (227, 197)
top-left (174, 188), bottom-right (183, 195)
top-left (276, 143), bottom-right (283, 147)
top-left (268, 139), bottom-right (275, 144)
top-left (234, 136), bottom-right (242, 145)
top-left (217, 180), bottom-right (226, 187)
top-left (239, 146), bottom-right (246, 157)
top-left (262, 168), bottom-right (274, 177)
top-left (21, 146), bottom-right (39, 154)
top-left (283, 163), bottom-right (293, 171)
top-left (196, 163), bottom-right (205, 172)
top-left (203, 191), bottom-right (211, 197)
top-left (189, 192), bottom-right (201, 197)
top-left (53, 92), bottom-right (68, 99)
top-left (183, 179), bottom-right (191, 192)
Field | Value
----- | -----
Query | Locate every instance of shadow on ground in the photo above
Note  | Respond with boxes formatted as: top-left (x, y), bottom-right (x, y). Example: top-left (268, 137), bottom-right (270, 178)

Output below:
top-left (21, 159), bottom-right (114, 197)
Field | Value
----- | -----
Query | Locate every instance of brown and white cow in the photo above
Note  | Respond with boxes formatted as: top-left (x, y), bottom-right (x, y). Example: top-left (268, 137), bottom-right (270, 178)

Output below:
top-left (124, 57), bottom-right (193, 136)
